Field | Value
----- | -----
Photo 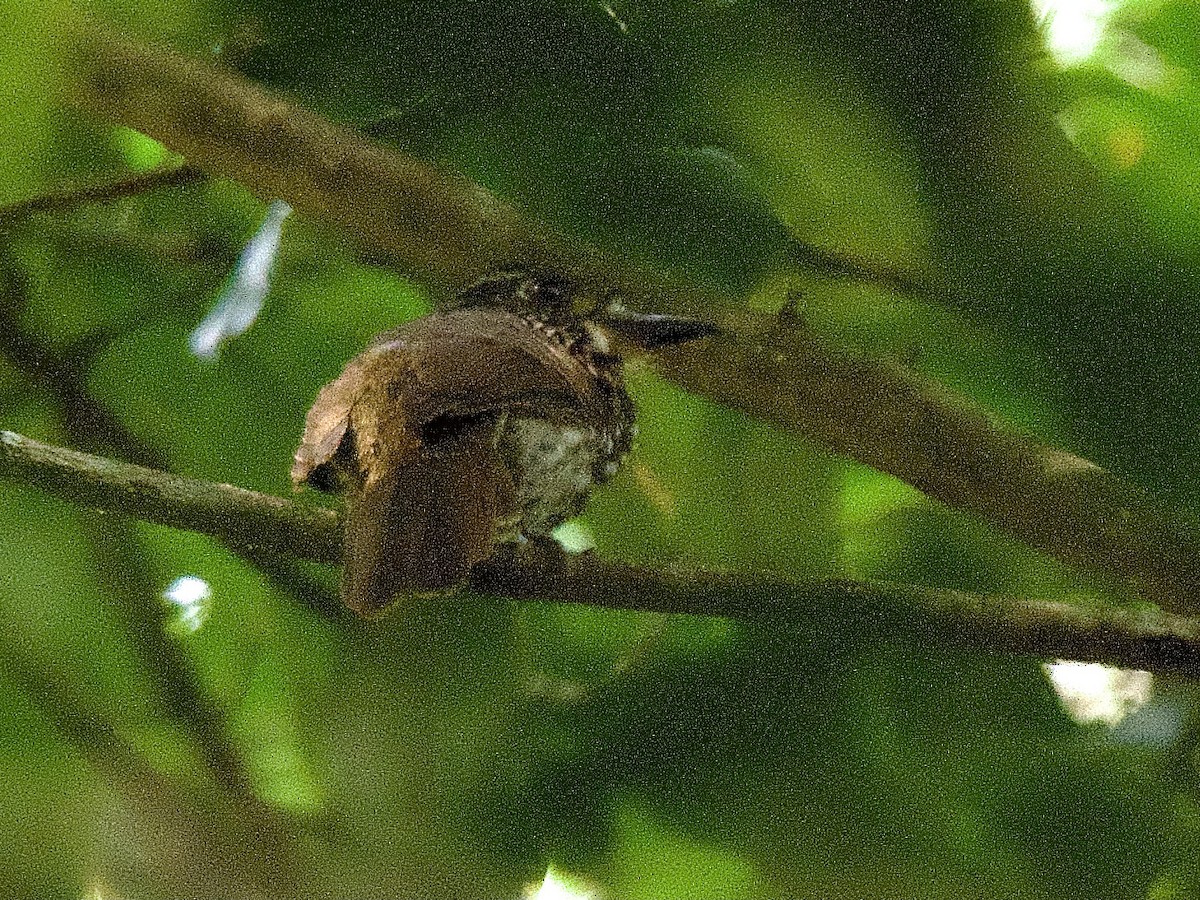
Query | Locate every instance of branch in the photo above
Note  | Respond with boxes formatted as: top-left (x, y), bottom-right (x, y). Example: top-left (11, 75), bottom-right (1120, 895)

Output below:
top-left (0, 162), bottom-right (204, 229)
top-left (5, 429), bottom-right (1200, 677)
top-left (0, 255), bottom-right (342, 616)
top-left (650, 320), bottom-right (1200, 613)
top-left (62, 20), bottom-right (572, 289)
top-left (55, 21), bottom-right (1200, 615)
top-left (0, 431), bottom-right (340, 563)
top-left (0, 257), bottom-right (339, 817)
top-left (0, 259), bottom-right (167, 468)
top-left (781, 236), bottom-right (960, 302)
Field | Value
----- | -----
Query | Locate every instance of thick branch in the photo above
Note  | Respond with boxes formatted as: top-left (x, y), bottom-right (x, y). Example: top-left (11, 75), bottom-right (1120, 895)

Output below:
top-left (62, 21), bottom-right (573, 288)
top-left (651, 320), bottom-right (1200, 612)
top-left (5, 429), bottom-right (1200, 677)
top-left (55, 22), bottom-right (1200, 614)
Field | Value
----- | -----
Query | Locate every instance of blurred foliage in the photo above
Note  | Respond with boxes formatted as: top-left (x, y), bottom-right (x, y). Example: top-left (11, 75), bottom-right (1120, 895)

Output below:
top-left (3, 0), bottom-right (1200, 897)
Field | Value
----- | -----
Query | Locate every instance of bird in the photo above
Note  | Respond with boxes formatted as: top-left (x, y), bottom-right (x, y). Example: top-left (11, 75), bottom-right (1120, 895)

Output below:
top-left (292, 272), bottom-right (717, 616)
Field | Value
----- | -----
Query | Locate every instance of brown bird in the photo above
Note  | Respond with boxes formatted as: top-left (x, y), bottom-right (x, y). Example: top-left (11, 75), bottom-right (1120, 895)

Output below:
top-left (292, 272), bottom-right (717, 616)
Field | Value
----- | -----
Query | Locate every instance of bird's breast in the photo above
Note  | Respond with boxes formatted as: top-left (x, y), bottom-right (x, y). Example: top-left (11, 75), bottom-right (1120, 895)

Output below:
top-left (496, 414), bottom-right (630, 537)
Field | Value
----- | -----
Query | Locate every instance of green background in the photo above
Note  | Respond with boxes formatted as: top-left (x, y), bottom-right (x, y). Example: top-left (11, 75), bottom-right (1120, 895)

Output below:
top-left (3, 1), bottom-right (1200, 897)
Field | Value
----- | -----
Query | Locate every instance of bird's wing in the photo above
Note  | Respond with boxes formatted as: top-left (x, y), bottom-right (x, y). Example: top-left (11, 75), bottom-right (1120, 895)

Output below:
top-left (371, 307), bottom-right (615, 427)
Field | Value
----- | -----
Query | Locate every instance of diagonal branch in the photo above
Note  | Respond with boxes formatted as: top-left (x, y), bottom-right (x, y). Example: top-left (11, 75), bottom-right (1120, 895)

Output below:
top-left (0, 162), bottom-right (204, 230)
top-left (53, 21), bottom-right (1200, 615)
top-left (5, 428), bottom-right (1200, 677)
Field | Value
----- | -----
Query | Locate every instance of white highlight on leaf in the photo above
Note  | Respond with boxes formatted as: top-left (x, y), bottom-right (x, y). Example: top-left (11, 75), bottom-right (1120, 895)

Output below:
top-left (527, 867), bottom-right (596, 900)
top-left (1105, 32), bottom-right (1173, 91)
top-left (189, 200), bottom-right (292, 358)
top-left (599, 2), bottom-right (628, 34)
top-left (1043, 659), bottom-right (1153, 726)
top-left (163, 574), bottom-right (212, 633)
top-left (1031, 0), bottom-right (1114, 66)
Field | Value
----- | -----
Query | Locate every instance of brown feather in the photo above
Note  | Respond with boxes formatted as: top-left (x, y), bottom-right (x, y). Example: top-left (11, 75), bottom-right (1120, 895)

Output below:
top-left (367, 308), bottom-right (615, 427)
top-left (340, 414), bottom-right (513, 615)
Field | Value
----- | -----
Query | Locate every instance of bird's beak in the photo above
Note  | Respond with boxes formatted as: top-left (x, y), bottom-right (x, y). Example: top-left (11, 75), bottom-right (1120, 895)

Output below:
top-left (594, 303), bottom-right (720, 349)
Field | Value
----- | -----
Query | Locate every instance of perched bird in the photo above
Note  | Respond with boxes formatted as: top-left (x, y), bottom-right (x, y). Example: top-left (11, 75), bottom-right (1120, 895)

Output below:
top-left (292, 272), bottom-right (717, 616)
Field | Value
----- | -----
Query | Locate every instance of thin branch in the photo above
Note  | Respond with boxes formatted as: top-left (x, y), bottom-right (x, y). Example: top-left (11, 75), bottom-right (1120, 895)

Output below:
top-left (0, 658), bottom-right (302, 898)
top-left (782, 235), bottom-right (961, 302)
top-left (5, 429), bottom-right (1200, 677)
top-left (54, 21), bottom-right (1200, 617)
top-left (649, 320), bottom-right (1200, 612)
top-left (0, 162), bottom-right (204, 229)
top-left (485, 553), bottom-right (1200, 678)
top-left (0, 250), bottom-right (342, 608)
top-left (0, 431), bottom-right (341, 563)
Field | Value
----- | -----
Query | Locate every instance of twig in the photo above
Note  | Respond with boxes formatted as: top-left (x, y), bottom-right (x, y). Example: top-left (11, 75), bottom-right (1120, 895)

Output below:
top-left (0, 253), bottom-right (341, 611)
top-left (0, 431), bottom-right (341, 563)
top-left (783, 235), bottom-right (957, 301)
top-left (5, 429), bottom-right (1200, 676)
top-left (54, 21), bottom-right (1200, 617)
top-left (0, 657), bottom-right (301, 897)
top-left (0, 162), bottom-right (204, 229)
